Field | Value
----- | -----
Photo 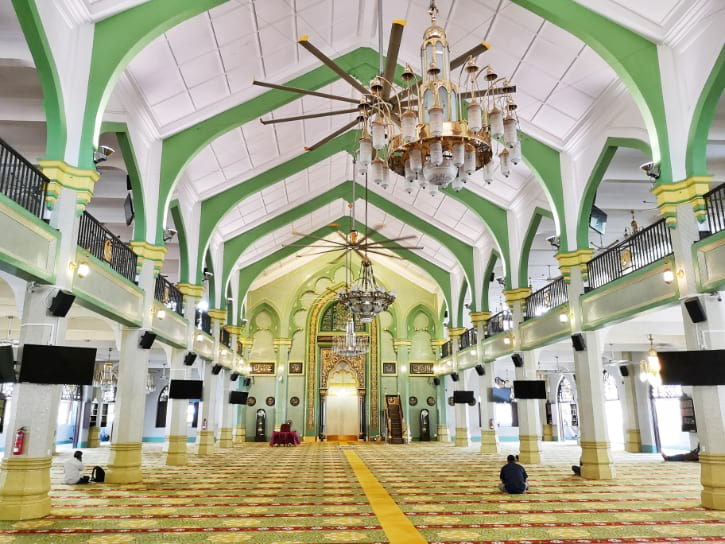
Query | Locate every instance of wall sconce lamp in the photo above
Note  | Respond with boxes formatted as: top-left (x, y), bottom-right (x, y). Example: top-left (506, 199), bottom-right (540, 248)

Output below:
top-left (663, 268), bottom-right (674, 284)
top-left (156, 308), bottom-right (166, 320)
top-left (559, 312), bottom-right (569, 323)
top-left (195, 333), bottom-right (204, 342)
top-left (503, 333), bottom-right (513, 345)
top-left (69, 261), bottom-right (90, 278)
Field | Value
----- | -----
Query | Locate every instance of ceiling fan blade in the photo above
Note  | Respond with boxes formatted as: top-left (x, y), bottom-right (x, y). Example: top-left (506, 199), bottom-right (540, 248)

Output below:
top-left (329, 251), bottom-right (348, 264)
top-left (253, 79), bottom-right (359, 104)
top-left (260, 108), bottom-right (359, 125)
top-left (458, 85), bottom-right (517, 101)
top-left (298, 36), bottom-right (369, 95)
top-left (364, 248), bottom-right (405, 260)
top-left (290, 232), bottom-right (347, 244)
top-left (450, 41), bottom-right (490, 70)
top-left (296, 248), bottom-right (341, 257)
top-left (382, 20), bottom-right (406, 100)
top-left (366, 234), bottom-right (419, 243)
top-left (305, 118), bottom-right (359, 151)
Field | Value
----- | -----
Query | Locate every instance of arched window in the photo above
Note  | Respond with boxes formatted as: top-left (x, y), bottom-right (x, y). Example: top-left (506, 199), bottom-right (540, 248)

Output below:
top-left (603, 371), bottom-right (619, 401)
top-left (320, 302), bottom-right (364, 332)
top-left (155, 385), bottom-right (169, 428)
top-left (557, 376), bottom-right (574, 402)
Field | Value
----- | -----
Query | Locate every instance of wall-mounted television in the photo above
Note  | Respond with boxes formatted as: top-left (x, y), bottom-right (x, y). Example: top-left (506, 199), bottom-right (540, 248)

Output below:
top-left (452, 390), bottom-right (475, 404)
top-left (18, 344), bottom-right (96, 385)
top-left (169, 379), bottom-right (203, 400)
top-left (589, 205), bottom-right (607, 235)
top-left (0, 345), bottom-right (15, 383)
top-left (489, 387), bottom-right (512, 403)
top-left (229, 391), bottom-right (248, 405)
top-left (513, 380), bottom-right (547, 399)
top-left (658, 349), bottom-right (725, 386)
top-left (124, 193), bottom-right (135, 226)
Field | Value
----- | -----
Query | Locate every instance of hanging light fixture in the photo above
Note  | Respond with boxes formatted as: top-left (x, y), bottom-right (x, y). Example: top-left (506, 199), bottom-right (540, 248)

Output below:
top-left (639, 334), bottom-right (662, 387)
top-left (332, 318), bottom-right (370, 357)
top-left (94, 348), bottom-right (118, 391)
top-left (145, 370), bottom-right (156, 394)
top-left (337, 258), bottom-right (396, 323)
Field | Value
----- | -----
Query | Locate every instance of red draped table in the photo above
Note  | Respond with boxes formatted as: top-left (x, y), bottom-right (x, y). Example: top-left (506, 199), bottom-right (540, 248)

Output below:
top-left (269, 431), bottom-right (300, 446)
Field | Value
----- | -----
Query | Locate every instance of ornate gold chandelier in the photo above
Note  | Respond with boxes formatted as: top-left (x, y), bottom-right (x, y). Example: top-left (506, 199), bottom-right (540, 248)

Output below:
top-left (332, 318), bottom-right (370, 357)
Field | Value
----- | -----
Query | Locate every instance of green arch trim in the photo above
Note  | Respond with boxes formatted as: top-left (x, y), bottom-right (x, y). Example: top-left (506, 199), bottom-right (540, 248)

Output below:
top-left (686, 45), bottom-right (725, 178)
top-left (235, 216), bottom-right (452, 313)
top-left (518, 207), bottom-right (553, 288)
top-left (78, 0), bottom-right (226, 169)
top-left (406, 303), bottom-right (438, 340)
top-left (205, 253), bottom-right (216, 310)
top-left (12, 0), bottom-right (66, 159)
top-left (577, 137), bottom-right (651, 248)
top-left (481, 250), bottom-right (500, 312)
top-left (455, 278), bottom-right (469, 329)
top-left (511, 0), bottom-right (671, 181)
top-left (248, 301), bottom-right (281, 338)
top-left (169, 200), bottom-right (189, 283)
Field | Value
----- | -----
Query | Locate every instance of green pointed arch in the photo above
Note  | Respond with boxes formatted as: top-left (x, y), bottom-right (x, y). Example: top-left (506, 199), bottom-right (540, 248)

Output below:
top-left (455, 279), bottom-right (469, 328)
top-left (406, 304), bottom-right (438, 339)
top-left (12, 0), bottom-right (66, 159)
top-left (248, 301), bottom-right (281, 338)
top-left (204, 253), bottom-right (216, 309)
top-left (518, 207), bottom-right (553, 288)
top-left (686, 45), bottom-right (725, 178)
top-left (577, 137), bottom-right (651, 248)
top-left (481, 250), bottom-right (500, 312)
top-left (511, 0), bottom-right (671, 181)
top-left (169, 200), bottom-right (189, 283)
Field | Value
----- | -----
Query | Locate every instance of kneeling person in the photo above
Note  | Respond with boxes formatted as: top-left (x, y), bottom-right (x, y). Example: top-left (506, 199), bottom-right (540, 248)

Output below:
top-left (499, 454), bottom-right (528, 494)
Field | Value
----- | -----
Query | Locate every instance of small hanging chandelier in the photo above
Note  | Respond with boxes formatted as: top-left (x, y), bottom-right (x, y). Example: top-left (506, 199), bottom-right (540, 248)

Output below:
top-left (639, 334), bottom-right (661, 387)
top-left (332, 318), bottom-right (370, 357)
top-left (337, 258), bottom-right (396, 323)
top-left (145, 370), bottom-right (156, 394)
top-left (94, 348), bottom-right (117, 391)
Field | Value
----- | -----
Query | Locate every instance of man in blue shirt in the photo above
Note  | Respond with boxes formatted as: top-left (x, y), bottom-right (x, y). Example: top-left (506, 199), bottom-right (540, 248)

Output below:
top-left (499, 454), bottom-right (528, 494)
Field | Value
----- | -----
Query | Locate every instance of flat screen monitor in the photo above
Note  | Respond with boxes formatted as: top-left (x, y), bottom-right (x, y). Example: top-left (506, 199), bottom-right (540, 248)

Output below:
top-left (658, 349), bottom-right (725, 386)
top-left (124, 193), bottom-right (134, 226)
top-left (229, 391), bottom-right (248, 405)
top-left (0, 345), bottom-right (15, 383)
top-left (589, 205), bottom-right (607, 235)
top-left (489, 387), bottom-right (512, 403)
top-left (452, 390), bottom-right (475, 404)
top-left (169, 379), bottom-right (203, 400)
top-left (18, 344), bottom-right (96, 385)
top-left (513, 380), bottom-right (547, 399)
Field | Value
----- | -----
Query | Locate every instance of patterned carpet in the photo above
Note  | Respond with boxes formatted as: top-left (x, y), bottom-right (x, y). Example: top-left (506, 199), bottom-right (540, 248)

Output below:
top-left (0, 441), bottom-right (723, 543)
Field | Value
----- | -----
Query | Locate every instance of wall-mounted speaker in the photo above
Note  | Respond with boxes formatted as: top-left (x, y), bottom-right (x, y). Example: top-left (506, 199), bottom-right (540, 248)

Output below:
top-left (571, 333), bottom-right (586, 352)
top-left (489, 272), bottom-right (495, 282)
top-left (230, 372), bottom-right (239, 382)
top-left (444, 310), bottom-right (448, 319)
top-left (511, 353), bottom-right (524, 367)
top-left (684, 297), bottom-right (706, 323)
top-left (619, 365), bottom-right (630, 377)
top-left (49, 291), bottom-right (75, 317)
top-left (433, 376), bottom-right (441, 386)
top-left (139, 331), bottom-right (156, 349)
top-left (211, 364), bottom-right (223, 375)
top-left (243, 377), bottom-right (252, 387)
top-left (475, 364), bottom-right (485, 376)
top-left (184, 352), bottom-right (197, 366)
top-left (126, 174), bottom-right (132, 191)
top-left (451, 372), bottom-right (459, 382)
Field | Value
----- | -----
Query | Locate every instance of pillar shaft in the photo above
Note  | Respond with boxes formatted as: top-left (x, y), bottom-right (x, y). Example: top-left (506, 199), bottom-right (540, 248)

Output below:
top-left (395, 340), bottom-right (411, 442)
top-left (516, 350), bottom-right (542, 464)
top-left (166, 348), bottom-right (189, 465)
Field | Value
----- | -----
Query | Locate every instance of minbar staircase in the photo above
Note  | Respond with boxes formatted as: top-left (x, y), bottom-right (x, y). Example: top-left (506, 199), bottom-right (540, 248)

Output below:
top-left (385, 394), bottom-right (405, 444)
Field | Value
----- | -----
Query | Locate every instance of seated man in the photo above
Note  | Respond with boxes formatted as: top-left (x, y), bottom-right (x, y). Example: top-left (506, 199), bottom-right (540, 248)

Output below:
top-left (499, 454), bottom-right (528, 494)
top-left (63, 451), bottom-right (90, 484)
top-left (662, 444), bottom-right (700, 462)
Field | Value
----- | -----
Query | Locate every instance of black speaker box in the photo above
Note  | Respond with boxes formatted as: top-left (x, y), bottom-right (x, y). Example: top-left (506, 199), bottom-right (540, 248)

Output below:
top-left (230, 372), bottom-right (239, 382)
top-left (139, 331), bottom-right (156, 349)
top-left (451, 372), bottom-right (459, 382)
top-left (619, 365), bottom-right (630, 377)
top-left (489, 272), bottom-right (495, 282)
top-left (511, 353), bottom-right (524, 367)
top-left (211, 364), bottom-right (223, 375)
top-left (126, 174), bottom-right (132, 191)
top-left (184, 352), bottom-right (197, 366)
top-left (475, 364), bottom-right (485, 376)
top-left (684, 297), bottom-right (706, 323)
top-left (571, 333), bottom-right (586, 351)
top-left (49, 291), bottom-right (75, 317)
top-left (243, 377), bottom-right (252, 387)
top-left (433, 376), bottom-right (441, 386)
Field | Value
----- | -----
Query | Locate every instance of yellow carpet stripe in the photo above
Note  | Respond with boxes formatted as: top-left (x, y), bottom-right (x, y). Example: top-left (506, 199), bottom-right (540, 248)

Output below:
top-left (343, 450), bottom-right (427, 544)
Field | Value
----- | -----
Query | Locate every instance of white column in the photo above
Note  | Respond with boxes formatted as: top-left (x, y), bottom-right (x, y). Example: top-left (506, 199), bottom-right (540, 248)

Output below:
top-left (516, 350), bottom-right (542, 464)
top-left (197, 314), bottom-right (222, 454)
top-left (218, 368), bottom-right (234, 448)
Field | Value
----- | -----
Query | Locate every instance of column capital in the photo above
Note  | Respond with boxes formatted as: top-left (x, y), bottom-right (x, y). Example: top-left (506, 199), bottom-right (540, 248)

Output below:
top-left (130, 241), bottom-right (167, 276)
top-left (431, 339), bottom-right (447, 348)
top-left (556, 249), bottom-right (594, 282)
top-left (652, 175), bottom-right (712, 227)
top-left (393, 339), bottom-right (411, 354)
top-left (177, 283), bottom-right (204, 299)
top-left (39, 159), bottom-right (100, 215)
top-left (273, 338), bottom-right (292, 353)
top-left (447, 327), bottom-right (467, 338)
top-left (238, 337), bottom-right (253, 348)
top-left (224, 325), bottom-right (243, 335)
top-left (208, 308), bottom-right (227, 322)
top-left (503, 288), bottom-right (531, 305)
top-left (469, 311), bottom-right (490, 325)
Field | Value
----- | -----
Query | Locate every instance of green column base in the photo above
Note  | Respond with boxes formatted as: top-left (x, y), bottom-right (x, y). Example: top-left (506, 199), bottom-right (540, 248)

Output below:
top-left (218, 428), bottom-right (233, 448)
top-left (701, 453), bottom-right (725, 510)
top-left (165, 435), bottom-right (188, 466)
top-left (480, 429), bottom-right (499, 453)
top-left (580, 440), bottom-right (615, 480)
top-left (0, 456), bottom-right (52, 520)
top-left (625, 429), bottom-right (641, 453)
top-left (518, 434), bottom-right (541, 464)
top-left (197, 431), bottom-right (215, 455)
top-left (106, 442), bottom-right (143, 484)
top-left (88, 427), bottom-right (100, 448)
top-left (233, 426), bottom-right (246, 445)
top-left (454, 427), bottom-right (470, 447)
top-left (437, 424), bottom-right (450, 442)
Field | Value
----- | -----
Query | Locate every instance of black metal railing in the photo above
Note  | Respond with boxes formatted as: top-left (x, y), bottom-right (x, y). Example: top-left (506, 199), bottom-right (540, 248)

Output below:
top-left (77, 211), bottom-right (137, 283)
top-left (220, 328), bottom-right (231, 348)
top-left (441, 340), bottom-right (452, 358)
top-left (459, 327), bottom-right (477, 350)
top-left (154, 275), bottom-right (184, 316)
top-left (0, 137), bottom-right (48, 217)
top-left (704, 183), bottom-right (725, 236)
top-left (195, 309), bottom-right (211, 334)
top-left (587, 218), bottom-right (673, 290)
top-left (485, 310), bottom-right (513, 337)
top-left (524, 276), bottom-right (568, 320)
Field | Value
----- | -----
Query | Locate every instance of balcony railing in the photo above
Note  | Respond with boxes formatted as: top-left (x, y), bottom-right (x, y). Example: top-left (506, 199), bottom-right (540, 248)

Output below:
top-left (195, 309), bottom-right (211, 335)
top-left (154, 275), bottom-right (184, 316)
top-left (524, 276), bottom-right (568, 321)
top-left (0, 137), bottom-right (48, 217)
top-left (77, 211), bottom-right (137, 283)
top-left (704, 183), bottom-right (725, 236)
top-left (220, 328), bottom-right (231, 348)
top-left (587, 218), bottom-right (673, 290)
top-left (459, 327), bottom-right (477, 350)
top-left (441, 340), bottom-right (452, 358)
top-left (485, 310), bottom-right (513, 337)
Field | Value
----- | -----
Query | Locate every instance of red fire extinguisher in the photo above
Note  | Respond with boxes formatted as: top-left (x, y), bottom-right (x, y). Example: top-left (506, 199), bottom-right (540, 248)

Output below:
top-left (12, 426), bottom-right (28, 455)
